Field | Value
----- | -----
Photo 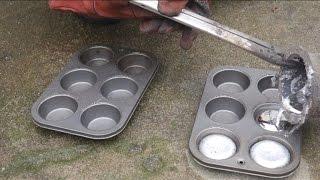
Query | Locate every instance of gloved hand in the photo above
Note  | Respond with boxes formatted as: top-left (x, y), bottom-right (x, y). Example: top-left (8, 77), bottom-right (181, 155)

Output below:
top-left (140, 0), bottom-right (210, 50)
top-left (49, 0), bottom-right (210, 50)
top-left (48, 0), bottom-right (155, 18)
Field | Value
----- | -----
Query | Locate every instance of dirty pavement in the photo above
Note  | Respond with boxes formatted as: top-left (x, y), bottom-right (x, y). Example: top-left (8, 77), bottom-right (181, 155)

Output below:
top-left (1, 1), bottom-right (320, 179)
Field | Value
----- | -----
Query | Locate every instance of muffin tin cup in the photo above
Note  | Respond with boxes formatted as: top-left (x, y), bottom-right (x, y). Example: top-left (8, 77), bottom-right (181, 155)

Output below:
top-left (31, 45), bottom-right (159, 139)
top-left (189, 66), bottom-right (301, 178)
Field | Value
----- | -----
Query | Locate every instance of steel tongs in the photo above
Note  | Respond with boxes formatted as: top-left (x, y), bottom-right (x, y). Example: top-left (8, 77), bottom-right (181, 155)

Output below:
top-left (130, 0), bottom-right (296, 67)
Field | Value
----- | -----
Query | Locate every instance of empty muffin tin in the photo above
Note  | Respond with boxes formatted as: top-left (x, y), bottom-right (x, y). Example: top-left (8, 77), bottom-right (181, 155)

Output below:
top-left (31, 45), bottom-right (159, 139)
top-left (189, 66), bottom-right (301, 178)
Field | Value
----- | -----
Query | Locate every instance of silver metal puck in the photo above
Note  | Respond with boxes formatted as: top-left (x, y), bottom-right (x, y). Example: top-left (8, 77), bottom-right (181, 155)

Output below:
top-left (199, 134), bottom-right (236, 160)
top-left (250, 140), bottom-right (290, 169)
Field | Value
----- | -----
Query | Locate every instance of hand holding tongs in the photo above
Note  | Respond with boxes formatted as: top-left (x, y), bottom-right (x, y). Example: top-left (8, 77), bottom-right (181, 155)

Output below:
top-left (130, 0), bottom-right (298, 67)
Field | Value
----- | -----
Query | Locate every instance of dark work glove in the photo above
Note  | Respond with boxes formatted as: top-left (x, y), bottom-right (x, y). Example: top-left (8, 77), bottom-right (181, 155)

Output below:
top-left (140, 0), bottom-right (211, 50)
top-left (49, 0), bottom-right (210, 50)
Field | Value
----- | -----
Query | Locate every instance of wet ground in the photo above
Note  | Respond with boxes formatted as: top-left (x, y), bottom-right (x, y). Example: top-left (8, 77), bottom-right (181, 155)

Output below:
top-left (1, 1), bottom-right (320, 179)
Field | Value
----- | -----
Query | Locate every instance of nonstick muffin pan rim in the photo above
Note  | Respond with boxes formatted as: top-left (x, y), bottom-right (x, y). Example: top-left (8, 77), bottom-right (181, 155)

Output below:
top-left (31, 45), bottom-right (159, 139)
top-left (188, 66), bottom-right (301, 178)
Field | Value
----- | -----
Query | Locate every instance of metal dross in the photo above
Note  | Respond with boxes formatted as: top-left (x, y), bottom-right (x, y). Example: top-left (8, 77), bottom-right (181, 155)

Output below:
top-left (189, 66), bottom-right (301, 178)
top-left (31, 45), bottom-right (159, 139)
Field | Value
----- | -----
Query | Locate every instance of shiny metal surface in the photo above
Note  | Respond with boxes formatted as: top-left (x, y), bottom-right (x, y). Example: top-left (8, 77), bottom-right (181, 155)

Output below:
top-left (257, 109), bottom-right (284, 132)
top-left (130, 0), bottom-right (295, 67)
top-left (199, 134), bottom-right (237, 160)
top-left (254, 103), bottom-right (292, 132)
top-left (250, 140), bottom-right (291, 169)
top-left (189, 66), bottom-right (301, 178)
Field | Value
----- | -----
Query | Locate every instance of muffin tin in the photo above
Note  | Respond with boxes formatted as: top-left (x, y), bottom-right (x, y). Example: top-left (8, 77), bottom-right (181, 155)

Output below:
top-left (31, 45), bottom-right (159, 139)
top-left (189, 66), bottom-right (301, 178)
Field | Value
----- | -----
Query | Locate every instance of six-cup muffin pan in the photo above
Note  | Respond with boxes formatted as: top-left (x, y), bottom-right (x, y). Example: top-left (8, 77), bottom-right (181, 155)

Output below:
top-left (189, 66), bottom-right (301, 178)
top-left (31, 45), bottom-right (159, 139)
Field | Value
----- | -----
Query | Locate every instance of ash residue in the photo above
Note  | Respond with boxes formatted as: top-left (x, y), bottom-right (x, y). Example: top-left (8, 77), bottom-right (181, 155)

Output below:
top-left (278, 54), bottom-right (314, 134)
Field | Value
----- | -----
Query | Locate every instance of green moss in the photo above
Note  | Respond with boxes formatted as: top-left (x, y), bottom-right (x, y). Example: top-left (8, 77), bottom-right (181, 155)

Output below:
top-left (0, 93), bottom-right (33, 142)
top-left (0, 144), bottom-right (94, 178)
top-left (0, 95), bottom-right (6, 108)
top-left (97, 136), bottom-right (177, 179)
top-left (109, 139), bottom-right (133, 155)
top-left (138, 137), bottom-right (177, 178)
top-left (170, 120), bottom-right (178, 130)
top-left (98, 173), bottom-right (120, 180)
top-left (142, 155), bottom-right (163, 173)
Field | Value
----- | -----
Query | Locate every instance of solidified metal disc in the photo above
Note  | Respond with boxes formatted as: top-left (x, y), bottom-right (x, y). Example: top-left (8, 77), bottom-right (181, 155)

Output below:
top-left (199, 134), bottom-right (236, 160)
top-left (250, 140), bottom-right (290, 169)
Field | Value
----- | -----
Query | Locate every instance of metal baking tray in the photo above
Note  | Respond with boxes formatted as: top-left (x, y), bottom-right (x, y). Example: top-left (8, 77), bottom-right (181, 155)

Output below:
top-left (189, 66), bottom-right (301, 178)
top-left (31, 45), bottom-right (159, 139)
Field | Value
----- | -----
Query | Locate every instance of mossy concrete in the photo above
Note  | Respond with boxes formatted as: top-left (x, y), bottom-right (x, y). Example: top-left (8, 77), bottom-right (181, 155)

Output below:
top-left (0, 1), bottom-right (319, 179)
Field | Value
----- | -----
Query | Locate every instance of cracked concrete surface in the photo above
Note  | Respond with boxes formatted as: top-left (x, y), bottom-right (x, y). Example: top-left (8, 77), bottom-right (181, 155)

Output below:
top-left (0, 1), bottom-right (319, 179)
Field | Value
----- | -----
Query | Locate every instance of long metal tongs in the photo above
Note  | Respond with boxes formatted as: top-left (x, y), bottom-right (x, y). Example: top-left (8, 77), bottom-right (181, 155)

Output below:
top-left (130, 0), bottom-right (296, 67)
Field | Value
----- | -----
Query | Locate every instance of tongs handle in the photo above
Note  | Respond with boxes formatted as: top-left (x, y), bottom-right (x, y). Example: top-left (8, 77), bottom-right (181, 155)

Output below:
top-left (130, 0), bottom-right (293, 67)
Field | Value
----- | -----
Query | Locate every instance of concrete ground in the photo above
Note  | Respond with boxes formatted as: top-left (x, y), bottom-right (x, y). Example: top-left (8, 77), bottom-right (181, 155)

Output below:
top-left (0, 1), bottom-right (320, 179)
